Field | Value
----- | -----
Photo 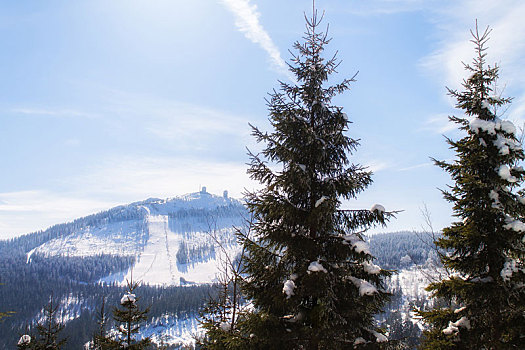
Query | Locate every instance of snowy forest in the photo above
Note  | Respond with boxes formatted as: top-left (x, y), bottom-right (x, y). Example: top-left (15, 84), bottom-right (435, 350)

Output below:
top-left (2, 5), bottom-right (525, 350)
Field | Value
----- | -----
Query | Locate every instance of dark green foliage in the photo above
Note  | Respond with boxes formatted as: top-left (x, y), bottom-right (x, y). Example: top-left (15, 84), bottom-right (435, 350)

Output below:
top-left (90, 297), bottom-right (110, 350)
top-left (419, 25), bottom-right (525, 349)
top-left (205, 9), bottom-right (395, 349)
top-left (369, 231), bottom-right (438, 269)
top-left (104, 280), bottom-right (152, 349)
top-left (0, 283), bottom-right (15, 323)
top-left (32, 298), bottom-right (67, 350)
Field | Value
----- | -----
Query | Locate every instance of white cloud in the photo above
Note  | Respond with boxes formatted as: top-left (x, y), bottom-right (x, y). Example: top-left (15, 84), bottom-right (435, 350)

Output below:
top-left (220, 0), bottom-right (286, 72)
top-left (11, 108), bottom-right (98, 118)
top-left (0, 190), bottom-right (116, 239)
top-left (95, 88), bottom-right (253, 151)
top-left (397, 162), bottom-right (432, 172)
top-left (72, 155), bottom-right (257, 201)
top-left (0, 157), bottom-right (259, 239)
top-left (364, 160), bottom-right (392, 173)
top-left (422, 113), bottom-right (457, 134)
top-left (340, 0), bottom-right (436, 16)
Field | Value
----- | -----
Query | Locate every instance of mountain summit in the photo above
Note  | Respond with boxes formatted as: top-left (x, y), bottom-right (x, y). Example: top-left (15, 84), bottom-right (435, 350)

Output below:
top-left (25, 189), bottom-right (246, 286)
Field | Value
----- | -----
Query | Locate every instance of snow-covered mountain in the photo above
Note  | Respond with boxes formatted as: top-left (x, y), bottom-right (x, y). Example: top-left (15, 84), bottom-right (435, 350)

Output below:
top-left (27, 188), bottom-right (247, 287)
top-left (0, 191), bottom-right (437, 349)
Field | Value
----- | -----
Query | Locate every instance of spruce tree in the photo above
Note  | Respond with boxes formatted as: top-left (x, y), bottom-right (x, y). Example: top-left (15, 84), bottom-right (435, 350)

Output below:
top-left (91, 297), bottom-right (115, 350)
top-left (230, 9), bottom-right (394, 350)
top-left (419, 24), bottom-right (525, 349)
top-left (111, 280), bottom-right (152, 349)
top-left (32, 298), bottom-right (67, 350)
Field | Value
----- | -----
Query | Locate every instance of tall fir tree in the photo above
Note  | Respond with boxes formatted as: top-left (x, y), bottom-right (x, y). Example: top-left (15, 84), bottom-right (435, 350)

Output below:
top-left (32, 298), bottom-right (67, 350)
top-left (221, 8), bottom-right (394, 350)
top-left (419, 24), bottom-right (525, 349)
top-left (90, 297), bottom-right (115, 350)
top-left (0, 283), bottom-right (14, 322)
top-left (110, 280), bottom-right (152, 349)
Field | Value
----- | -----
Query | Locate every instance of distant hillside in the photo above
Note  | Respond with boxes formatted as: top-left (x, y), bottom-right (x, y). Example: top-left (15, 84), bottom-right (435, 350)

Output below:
top-left (0, 191), bottom-right (439, 349)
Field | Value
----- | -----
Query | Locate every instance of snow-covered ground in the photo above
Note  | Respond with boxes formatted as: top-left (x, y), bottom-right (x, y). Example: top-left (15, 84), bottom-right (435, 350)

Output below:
top-left (391, 266), bottom-right (433, 301)
top-left (143, 314), bottom-right (201, 348)
top-left (101, 214), bottom-right (240, 286)
top-left (31, 219), bottom-right (147, 257)
top-left (29, 191), bottom-right (245, 287)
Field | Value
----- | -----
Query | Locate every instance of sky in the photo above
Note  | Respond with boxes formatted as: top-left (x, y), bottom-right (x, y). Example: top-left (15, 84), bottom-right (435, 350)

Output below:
top-left (1, 0), bottom-right (525, 239)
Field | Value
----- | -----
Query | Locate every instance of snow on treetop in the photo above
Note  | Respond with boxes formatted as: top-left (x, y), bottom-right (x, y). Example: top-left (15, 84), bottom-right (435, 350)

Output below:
top-left (18, 335), bottom-right (31, 345)
top-left (307, 261), bottom-right (327, 273)
top-left (370, 204), bottom-right (385, 213)
top-left (121, 293), bottom-right (136, 305)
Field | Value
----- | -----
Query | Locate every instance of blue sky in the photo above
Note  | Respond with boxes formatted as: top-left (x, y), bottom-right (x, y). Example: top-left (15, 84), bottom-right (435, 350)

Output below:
top-left (1, 0), bottom-right (525, 238)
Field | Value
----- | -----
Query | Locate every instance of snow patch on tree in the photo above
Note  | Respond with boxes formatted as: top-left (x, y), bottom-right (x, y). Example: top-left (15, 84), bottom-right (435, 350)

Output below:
top-left (469, 118), bottom-right (497, 135)
top-left (343, 234), bottom-right (371, 255)
top-left (454, 306), bottom-right (467, 314)
top-left (307, 261), bottom-right (327, 273)
top-left (315, 196), bottom-right (328, 208)
top-left (501, 259), bottom-right (520, 281)
top-left (370, 330), bottom-right (388, 343)
top-left (363, 261), bottom-right (381, 275)
top-left (353, 337), bottom-right (366, 345)
top-left (500, 120), bottom-right (516, 134)
top-left (283, 280), bottom-right (296, 298)
top-left (498, 165), bottom-right (518, 183)
top-left (120, 293), bottom-right (136, 305)
top-left (349, 277), bottom-right (377, 296)
top-left (443, 316), bottom-right (471, 335)
top-left (503, 216), bottom-right (525, 232)
top-left (219, 321), bottom-right (231, 332)
top-left (370, 204), bottom-right (385, 213)
top-left (18, 335), bottom-right (31, 345)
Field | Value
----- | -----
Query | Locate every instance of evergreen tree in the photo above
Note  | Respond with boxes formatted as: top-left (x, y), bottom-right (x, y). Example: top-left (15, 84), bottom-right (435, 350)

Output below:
top-left (0, 283), bottom-right (14, 322)
top-left (220, 8), bottom-right (394, 350)
top-left (90, 297), bottom-right (117, 350)
top-left (419, 24), bottom-right (525, 349)
top-left (110, 280), bottom-right (152, 349)
top-left (32, 298), bottom-right (67, 350)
